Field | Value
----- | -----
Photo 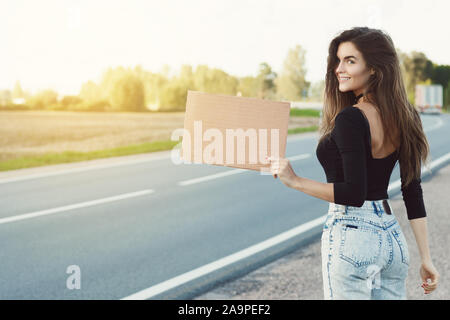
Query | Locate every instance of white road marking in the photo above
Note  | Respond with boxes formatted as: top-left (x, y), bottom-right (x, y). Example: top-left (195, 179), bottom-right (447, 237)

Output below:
top-left (178, 153), bottom-right (311, 186)
top-left (0, 189), bottom-right (155, 225)
top-left (121, 214), bottom-right (326, 300)
top-left (423, 116), bottom-right (444, 132)
top-left (287, 154), bottom-right (311, 161)
top-left (388, 151), bottom-right (450, 192)
top-left (178, 168), bottom-right (247, 186)
top-left (0, 152), bottom-right (174, 185)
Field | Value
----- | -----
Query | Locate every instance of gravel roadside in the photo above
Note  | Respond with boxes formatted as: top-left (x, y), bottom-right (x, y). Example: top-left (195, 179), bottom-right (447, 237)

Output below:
top-left (194, 163), bottom-right (450, 300)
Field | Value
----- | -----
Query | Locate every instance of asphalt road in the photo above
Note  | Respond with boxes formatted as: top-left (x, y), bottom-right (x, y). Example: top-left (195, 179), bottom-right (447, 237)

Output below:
top-left (0, 113), bottom-right (448, 299)
top-left (194, 162), bottom-right (450, 300)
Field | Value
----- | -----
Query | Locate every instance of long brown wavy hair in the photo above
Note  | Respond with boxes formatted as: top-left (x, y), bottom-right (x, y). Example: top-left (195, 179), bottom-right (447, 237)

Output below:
top-left (318, 26), bottom-right (431, 188)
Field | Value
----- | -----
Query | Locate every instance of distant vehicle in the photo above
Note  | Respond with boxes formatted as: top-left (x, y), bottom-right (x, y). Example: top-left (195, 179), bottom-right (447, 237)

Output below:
top-left (415, 84), bottom-right (443, 114)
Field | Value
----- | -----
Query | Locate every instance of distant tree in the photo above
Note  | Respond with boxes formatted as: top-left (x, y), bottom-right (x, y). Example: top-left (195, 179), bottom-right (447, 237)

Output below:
top-left (109, 73), bottom-right (146, 111)
top-left (100, 66), bottom-right (127, 103)
top-left (27, 89), bottom-right (58, 109)
top-left (59, 95), bottom-right (83, 110)
top-left (445, 80), bottom-right (450, 110)
top-left (309, 80), bottom-right (325, 101)
top-left (193, 65), bottom-right (238, 95)
top-left (432, 64), bottom-right (450, 90)
top-left (275, 44), bottom-right (310, 101)
top-left (0, 90), bottom-right (12, 107)
top-left (160, 64), bottom-right (171, 79)
top-left (398, 49), bottom-right (433, 103)
top-left (237, 76), bottom-right (259, 97)
top-left (179, 64), bottom-right (195, 89)
top-left (12, 81), bottom-right (24, 98)
top-left (153, 64), bottom-right (197, 111)
top-left (144, 73), bottom-right (169, 111)
top-left (256, 62), bottom-right (277, 99)
top-left (79, 80), bottom-right (101, 104)
top-left (158, 80), bottom-right (189, 111)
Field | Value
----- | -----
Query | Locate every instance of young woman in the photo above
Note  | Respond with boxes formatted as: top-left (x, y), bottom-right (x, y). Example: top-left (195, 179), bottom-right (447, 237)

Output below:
top-left (267, 27), bottom-right (439, 299)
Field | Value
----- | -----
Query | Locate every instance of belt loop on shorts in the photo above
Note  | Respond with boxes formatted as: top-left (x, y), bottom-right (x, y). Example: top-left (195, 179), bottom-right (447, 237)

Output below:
top-left (372, 200), bottom-right (378, 214)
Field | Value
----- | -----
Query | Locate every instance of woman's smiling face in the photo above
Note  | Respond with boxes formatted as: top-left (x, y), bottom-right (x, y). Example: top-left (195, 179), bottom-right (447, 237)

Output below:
top-left (335, 41), bottom-right (374, 96)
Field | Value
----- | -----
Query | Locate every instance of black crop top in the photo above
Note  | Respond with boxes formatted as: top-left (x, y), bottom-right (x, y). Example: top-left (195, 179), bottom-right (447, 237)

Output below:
top-left (316, 105), bottom-right (426, 220)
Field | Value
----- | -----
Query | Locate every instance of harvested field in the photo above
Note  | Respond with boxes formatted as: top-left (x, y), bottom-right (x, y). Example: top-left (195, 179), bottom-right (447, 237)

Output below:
top-left (0, 110), bottom-right (319, 161)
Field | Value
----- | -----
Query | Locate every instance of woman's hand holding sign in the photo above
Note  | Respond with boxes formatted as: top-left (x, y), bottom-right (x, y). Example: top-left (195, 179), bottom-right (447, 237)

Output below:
top-left (266, 156), bottom-right (298, 188)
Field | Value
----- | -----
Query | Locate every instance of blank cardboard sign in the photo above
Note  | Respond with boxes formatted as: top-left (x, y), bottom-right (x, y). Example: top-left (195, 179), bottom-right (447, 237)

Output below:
top-left (180, 90), bottom-right (290, 173)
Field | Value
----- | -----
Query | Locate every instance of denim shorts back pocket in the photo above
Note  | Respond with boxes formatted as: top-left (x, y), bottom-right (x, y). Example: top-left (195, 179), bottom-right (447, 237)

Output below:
top-left (391, 226), bottom-right (410, 266)
top-left (339, 223), bottom-right (382, 267)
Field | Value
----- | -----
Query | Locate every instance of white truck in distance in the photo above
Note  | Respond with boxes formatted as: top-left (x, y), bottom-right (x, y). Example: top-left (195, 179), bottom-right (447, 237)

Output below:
top-left (415, 84), bottom-right (443, 114)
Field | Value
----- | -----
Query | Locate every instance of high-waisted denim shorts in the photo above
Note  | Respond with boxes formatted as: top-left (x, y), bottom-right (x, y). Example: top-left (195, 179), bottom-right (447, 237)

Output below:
top-left (321, 199), bottom-right (410, 300)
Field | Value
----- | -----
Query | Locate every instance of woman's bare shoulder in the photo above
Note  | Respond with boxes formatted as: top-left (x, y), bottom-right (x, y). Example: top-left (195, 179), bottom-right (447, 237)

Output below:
top-left (353, 102), bottom-right (378, 116)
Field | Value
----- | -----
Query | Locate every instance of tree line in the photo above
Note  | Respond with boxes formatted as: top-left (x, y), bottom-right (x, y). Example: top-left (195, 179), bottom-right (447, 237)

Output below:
top-left (1, 45), bottom-right (449, 112)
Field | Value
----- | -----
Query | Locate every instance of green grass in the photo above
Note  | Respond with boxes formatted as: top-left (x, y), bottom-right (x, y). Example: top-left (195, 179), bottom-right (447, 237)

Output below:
top-left (0, 140), bottom-right (180, 172)
top-left (287, 125), bottom-right (318, 135)
top-left (289, 108), bottom-right (321, 117)
top-left (0, 125), bottom-right (319, 172)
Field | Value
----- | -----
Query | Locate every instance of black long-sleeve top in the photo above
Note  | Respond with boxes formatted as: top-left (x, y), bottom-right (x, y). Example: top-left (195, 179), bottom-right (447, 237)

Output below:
top-left (316, 105), bottom-right (426, 220)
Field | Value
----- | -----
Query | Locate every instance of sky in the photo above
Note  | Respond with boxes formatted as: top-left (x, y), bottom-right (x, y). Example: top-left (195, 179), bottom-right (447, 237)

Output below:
top-left (1, 0), bottom-right (449, 96)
